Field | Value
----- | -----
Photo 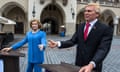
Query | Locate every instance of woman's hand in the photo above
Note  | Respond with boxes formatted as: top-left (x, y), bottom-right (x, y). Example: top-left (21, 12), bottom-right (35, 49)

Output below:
top-left (1, 47), bottom-right (12, 52)
top-left (38, 44), bottom-right (44, 51)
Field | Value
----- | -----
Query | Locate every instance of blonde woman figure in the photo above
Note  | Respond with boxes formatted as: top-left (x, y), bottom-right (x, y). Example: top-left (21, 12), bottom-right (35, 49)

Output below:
top-left (1, 19), bottom-right (47, 72)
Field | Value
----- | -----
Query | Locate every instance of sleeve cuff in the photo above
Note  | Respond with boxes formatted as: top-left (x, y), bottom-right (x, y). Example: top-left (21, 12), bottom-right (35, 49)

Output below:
top-left (10, 47), bottom-right (13, 48)
top-left (90, 61), bottom-right (96, 68)
top-left (57, 41), bottom-right (61, 47)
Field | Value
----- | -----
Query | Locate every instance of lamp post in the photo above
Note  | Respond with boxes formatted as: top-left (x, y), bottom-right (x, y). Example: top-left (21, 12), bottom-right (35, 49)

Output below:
top-left (32, 1), bottom-right (36, 18)
top-left (71, 5), bottom-right (75, 19)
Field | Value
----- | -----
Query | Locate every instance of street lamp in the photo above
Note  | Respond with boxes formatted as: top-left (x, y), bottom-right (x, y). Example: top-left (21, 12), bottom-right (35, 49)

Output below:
top-left (71, 5), bottom-right (75, 19)
top-left (32, 1), bottom-right (36, 18)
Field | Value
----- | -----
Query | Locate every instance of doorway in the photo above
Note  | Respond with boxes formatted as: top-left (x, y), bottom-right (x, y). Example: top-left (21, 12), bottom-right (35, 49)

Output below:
top-left (42, 18), bottom-right (58, 34)
top-left (40, 4), bottom-right (65, 35)
top-left (14, 22), bottom-right (24, 34)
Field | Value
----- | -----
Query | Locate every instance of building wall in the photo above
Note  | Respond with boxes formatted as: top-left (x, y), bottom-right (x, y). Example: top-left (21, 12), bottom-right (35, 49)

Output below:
top-left (77, 3), bottom-right (120, 16)
top-left (28, 0), bottom-right (76, 35)
top-left (0, 0), bottom-right (120, 35)
top-left (0, 0), bottom-right (28, 33)
top-left (77, 3), bottom-right (120, 35)
top-left (0, 0), bottom-right (28, 13)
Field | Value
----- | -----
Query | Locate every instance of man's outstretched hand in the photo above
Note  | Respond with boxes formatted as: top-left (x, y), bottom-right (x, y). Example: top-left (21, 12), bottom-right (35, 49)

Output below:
top-left (48, 40), bottom-right (58, 48)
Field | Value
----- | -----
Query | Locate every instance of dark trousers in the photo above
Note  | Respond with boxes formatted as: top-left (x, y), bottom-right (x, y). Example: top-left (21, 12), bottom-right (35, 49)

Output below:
top-left (45, 70), bottom-right (51, 72)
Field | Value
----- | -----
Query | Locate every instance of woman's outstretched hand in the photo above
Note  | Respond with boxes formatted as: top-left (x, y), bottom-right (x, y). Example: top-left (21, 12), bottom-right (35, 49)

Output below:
top-left (0, 47), bottom-right (12, 52)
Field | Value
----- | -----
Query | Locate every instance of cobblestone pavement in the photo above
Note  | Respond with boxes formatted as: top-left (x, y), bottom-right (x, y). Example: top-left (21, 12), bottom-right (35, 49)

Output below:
top-left (13, 34), bottom-right (120, 72)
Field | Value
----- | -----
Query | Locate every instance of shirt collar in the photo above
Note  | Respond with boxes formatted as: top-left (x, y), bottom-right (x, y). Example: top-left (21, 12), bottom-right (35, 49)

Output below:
top-left (32, 29), bottom-right (39, 33)
top-left (89, 19), bottom-right (98, 27)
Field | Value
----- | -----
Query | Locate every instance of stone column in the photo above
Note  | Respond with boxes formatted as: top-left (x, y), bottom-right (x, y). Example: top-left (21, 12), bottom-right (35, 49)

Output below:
top-left (113, 16), bottom-right (119, 36)
top-left (65, 22), bottom-right (75, 36)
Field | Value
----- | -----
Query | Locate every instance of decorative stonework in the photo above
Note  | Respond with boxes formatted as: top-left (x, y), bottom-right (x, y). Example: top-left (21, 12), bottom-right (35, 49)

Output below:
top-left (51, 0), bottom-right (56, 4)
top-left (40, 0), bottom-right (45, 4)
top-left (63, 0), bottom-right (68, 6)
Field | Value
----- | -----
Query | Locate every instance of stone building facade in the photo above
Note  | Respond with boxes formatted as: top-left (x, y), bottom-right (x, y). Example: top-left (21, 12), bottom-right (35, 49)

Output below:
top-left (0, 0), bottom-right (120, 35)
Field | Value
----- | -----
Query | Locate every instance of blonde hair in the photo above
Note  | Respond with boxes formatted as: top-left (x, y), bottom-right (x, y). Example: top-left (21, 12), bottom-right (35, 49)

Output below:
top-left (85, 3), bottom-right (101, 14)
top-left (30, 19), bottom-right (42, 29)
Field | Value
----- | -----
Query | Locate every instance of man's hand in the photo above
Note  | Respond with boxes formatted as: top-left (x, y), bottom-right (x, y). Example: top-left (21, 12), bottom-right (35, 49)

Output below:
top-left (48, 40), bottom-right (58, 48)
top-left (79, 63), bottom-right (94, 72)
top-left (0, 48), bottom-right (12, 52)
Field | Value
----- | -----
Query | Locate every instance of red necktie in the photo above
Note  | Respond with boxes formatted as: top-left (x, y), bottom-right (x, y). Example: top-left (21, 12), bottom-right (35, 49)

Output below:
top-left (84, 22), bottom-right (90, 40)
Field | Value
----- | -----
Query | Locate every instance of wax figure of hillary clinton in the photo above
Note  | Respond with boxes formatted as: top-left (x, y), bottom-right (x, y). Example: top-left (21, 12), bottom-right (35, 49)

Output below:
top-left (1, 19), bottom-right (47, 72)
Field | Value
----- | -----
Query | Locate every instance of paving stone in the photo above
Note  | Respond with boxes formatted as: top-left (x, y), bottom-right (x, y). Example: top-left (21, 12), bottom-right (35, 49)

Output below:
top-left (9, 35), bottom-right (120, 72)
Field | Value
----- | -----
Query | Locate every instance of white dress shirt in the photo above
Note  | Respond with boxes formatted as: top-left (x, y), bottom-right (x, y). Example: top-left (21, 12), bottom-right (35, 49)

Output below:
top-left (84, 19), bottom-right (98, 35)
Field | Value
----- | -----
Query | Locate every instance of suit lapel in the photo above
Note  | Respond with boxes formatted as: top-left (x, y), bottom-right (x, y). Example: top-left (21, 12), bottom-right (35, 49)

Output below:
top-left (81, 23), bottom-right (85, 37)
top-left (78, 21), bottom-right (100, 42)
top-left (86, 21), bottom-right (100, 41)
top-left (78, 23), bottom-right (85, 42)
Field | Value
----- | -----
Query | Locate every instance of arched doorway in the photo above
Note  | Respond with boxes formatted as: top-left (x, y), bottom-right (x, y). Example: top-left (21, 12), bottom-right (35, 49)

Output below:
top-left (76, 8), bottom-right (84, 31)
top-left (40, 4), bottom-right (64, 34)
top-left (42, 17), bottom-right (58, 34)
top-left (1, 2), bottom-right (26, 34)
top-left (76, 8), bottom-right (85, 24)
top-left (101, 9), bottom-right (115, 28)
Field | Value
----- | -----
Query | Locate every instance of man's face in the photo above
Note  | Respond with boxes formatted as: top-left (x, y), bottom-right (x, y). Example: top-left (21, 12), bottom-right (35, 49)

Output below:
top-left (84, 5), bottom-right (99, 22)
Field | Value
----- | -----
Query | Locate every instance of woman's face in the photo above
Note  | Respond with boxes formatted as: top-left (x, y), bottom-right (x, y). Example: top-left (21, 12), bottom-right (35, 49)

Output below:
top-left (31, 21), bottom-right (39, 30)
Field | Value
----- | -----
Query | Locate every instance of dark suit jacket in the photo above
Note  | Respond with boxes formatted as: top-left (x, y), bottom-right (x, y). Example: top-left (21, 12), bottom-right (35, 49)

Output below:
top-left (59, 20), bottom-right (113, 72)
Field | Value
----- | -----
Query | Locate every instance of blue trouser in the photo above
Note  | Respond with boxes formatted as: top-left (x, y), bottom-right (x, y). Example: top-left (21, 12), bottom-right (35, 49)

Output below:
top-left (26, 62), bottom-right (42, 72)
